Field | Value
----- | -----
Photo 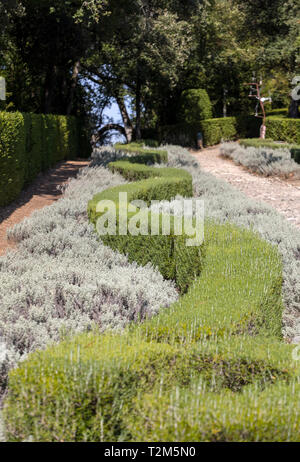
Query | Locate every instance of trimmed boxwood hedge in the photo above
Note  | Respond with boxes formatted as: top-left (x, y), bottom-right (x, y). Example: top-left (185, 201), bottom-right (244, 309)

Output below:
top-left (88, 154), bottom-right (197, 294)
top-left (0, 111), bottom-right (90, 207)
top-left (266, 116), bottom-right (300, 144)
top-left (3, 144), bottom-right (299, 442)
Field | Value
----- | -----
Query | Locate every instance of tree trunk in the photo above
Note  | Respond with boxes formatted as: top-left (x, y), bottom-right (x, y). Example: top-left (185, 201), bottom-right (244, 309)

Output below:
top-left (92, 123), bottom-right (126, 146)
top-left (67, 60), bottom-right (80, 115)
top-left (288, 98), bottom-right (299, 118)
top-left (115, 94), bottom-right (133, 143)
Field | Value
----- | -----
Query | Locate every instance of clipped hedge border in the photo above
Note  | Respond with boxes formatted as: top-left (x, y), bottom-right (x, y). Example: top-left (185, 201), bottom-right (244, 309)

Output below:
top-left (265, 117), bottom-right (300, 145)
top-left (4, 144), bottom-right (299, 442)
top-left (0, 111), bottom-right (91, 207)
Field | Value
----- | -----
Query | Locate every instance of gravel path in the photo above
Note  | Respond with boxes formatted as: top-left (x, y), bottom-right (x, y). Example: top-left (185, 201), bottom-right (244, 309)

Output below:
top-left (191, 146), bottom-right (300, 230)
top-left (0, 159), bottom-right (89, 255)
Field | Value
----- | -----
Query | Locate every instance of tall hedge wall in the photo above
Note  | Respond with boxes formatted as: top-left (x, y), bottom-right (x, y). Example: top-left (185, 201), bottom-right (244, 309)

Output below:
top-left (0, 111), bottom-right (90, 207)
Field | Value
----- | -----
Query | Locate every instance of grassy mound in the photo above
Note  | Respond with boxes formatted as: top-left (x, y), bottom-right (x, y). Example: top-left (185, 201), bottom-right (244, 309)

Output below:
top-left (3, 143), bottom-right (299, 442)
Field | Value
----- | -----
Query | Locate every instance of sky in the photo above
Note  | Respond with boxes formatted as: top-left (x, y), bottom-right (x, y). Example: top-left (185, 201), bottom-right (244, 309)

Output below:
top-left (102, 100), bottom-right (126, 144)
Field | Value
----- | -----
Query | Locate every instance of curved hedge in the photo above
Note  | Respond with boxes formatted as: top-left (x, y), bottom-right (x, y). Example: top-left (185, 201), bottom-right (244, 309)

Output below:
top-left (3, 144), bottom-right (300, 442)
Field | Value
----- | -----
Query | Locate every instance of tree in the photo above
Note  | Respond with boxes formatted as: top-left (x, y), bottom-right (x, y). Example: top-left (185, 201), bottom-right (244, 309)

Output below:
top-left (80, 0), bottom-right (196, 141)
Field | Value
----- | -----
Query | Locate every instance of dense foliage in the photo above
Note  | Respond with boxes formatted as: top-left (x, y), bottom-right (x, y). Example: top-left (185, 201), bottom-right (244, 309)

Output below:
top-left (1, 1), bottom-right (298, 141)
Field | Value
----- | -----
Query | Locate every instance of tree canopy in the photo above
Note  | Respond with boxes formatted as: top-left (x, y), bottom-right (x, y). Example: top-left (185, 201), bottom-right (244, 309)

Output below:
top-left (0, 0), bottom-right (299, 142)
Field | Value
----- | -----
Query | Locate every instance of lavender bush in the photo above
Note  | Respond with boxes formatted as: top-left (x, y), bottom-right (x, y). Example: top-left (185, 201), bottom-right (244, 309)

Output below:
top-left (0, 155), bottom-right (178, 391)
top-left (220, 142), bottom-right (300, 177)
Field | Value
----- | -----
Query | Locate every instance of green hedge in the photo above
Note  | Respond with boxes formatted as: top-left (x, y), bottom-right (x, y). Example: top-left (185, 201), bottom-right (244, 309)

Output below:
top-left (0, 111), bottom-right (90, 207)
top-left (159, 115), bottom-right (300, 148)
top-left (179, 89), bottom-right (212, 124)
top-left (4, 149), bottom-right (299, 442)
top-left (0, 112), bottom-right (26, 206)
top-left (88, 157), bottom-right (197, 294)
top-left (266, 108), bottom-right (288, 117)
top-left (115, 142), bottom-right (167, 163)
top-left (239, 138), bottom-right (300, 164)
top-left (159, 116), bottom-right (260, 147)
top-left (265, 117), bottom-right (300, 145)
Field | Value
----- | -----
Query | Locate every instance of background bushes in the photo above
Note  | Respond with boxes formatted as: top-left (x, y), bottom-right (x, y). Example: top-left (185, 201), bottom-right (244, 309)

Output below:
top-left (221, 142), bottom-right (300, 177)
top-left (0, 111), bottom-right (90, 207)
top-left (159, 116), bottom-right (260, 147)
top-left (159, 115), bottom-right (300, 148)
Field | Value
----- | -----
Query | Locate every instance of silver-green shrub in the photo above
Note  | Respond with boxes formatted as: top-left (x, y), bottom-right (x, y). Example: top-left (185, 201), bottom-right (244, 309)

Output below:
top-left (0, 154), bottom-right (178, 390)
top-left (220, 142), bottom-right (300, 177)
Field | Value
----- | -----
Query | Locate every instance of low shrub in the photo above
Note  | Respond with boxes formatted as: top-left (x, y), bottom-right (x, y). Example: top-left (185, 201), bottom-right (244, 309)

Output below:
top-left (221, 142), bottom-right (300, 177)
top-left (239, 138), bottom-right (300, 164)
top-left (0, 111), bottom-right (90, 206)
top-left (178, 89), bottom-right (212, 124)
top-left (4, 333), bottom-right (298, 442)
top-left (137, 221), bottom-right (283, 342)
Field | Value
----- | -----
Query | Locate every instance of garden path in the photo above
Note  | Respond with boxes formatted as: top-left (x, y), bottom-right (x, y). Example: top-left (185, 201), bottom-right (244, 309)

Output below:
top-left (0, 159), bottom-right (89, 255)
top-left (191, 145), bottom-right (300, 230)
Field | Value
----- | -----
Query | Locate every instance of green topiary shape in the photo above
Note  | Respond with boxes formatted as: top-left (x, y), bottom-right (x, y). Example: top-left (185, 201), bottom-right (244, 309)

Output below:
top-left (178, 88), bottom-right (213, 124)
